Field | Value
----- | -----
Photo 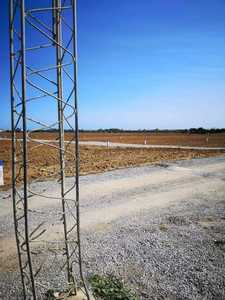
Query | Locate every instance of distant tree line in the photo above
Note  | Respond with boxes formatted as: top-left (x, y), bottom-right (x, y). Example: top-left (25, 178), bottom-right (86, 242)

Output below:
top-left (79, 128), bottom-right (225, 134)
top-left (187, 128), bottom-right (225, 134)
top-left (3, 128), bottom-right (225, 134)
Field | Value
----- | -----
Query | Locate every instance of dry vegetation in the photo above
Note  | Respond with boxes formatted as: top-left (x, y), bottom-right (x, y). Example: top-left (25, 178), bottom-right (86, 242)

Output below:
top-left (1, 139), bottom-right (224, 190)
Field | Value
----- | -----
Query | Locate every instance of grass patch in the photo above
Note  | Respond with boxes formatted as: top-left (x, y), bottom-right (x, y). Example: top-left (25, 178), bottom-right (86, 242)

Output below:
top-left (89, 274), bottom-right (137, 300)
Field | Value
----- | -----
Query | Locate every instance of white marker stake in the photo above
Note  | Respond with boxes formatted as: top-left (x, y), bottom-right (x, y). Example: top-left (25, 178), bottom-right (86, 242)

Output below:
top-left (0, 160), bottom-right (4, 186)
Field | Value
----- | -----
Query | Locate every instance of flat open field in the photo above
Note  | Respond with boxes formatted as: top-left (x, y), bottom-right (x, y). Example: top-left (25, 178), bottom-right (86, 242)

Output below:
top-left (0, 139), bottom-right (224, 190)
top-left (81, 132), bottom-right (225, 147)
top-left (1, 131), bottom-right (225, 147)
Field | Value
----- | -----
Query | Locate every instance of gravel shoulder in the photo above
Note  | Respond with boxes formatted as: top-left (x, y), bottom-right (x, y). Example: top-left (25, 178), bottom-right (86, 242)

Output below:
top-left (0, 156), bottom-right (225, 299)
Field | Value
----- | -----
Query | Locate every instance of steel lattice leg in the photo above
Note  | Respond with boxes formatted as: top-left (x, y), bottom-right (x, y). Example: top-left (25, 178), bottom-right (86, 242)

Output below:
top-left (9, 0), bottom-right (91, 298)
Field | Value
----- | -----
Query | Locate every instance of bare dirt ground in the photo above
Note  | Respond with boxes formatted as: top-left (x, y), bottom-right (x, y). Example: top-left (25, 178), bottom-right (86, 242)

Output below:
top-left (0, 140), bottom-right (225, 189)
top-left (80, 132), bottom-right (225, 147)
top-left (0, 157), bottom-right (225, 299)
top-left (1, 131), bottom-right (225, 147)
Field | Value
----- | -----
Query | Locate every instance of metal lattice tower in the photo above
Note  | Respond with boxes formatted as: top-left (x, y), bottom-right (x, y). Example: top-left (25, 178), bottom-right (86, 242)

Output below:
top-left (9, 0), bottom-right (91, 298)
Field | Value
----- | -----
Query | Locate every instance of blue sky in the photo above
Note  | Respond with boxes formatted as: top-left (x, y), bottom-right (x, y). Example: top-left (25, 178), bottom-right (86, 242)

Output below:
top-left (1, 0), bottom-right (225, 130)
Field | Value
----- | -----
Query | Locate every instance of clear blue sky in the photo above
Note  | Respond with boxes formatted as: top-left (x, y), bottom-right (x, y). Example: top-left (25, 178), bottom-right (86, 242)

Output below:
top-left (1, 0), bottom-right (225, 130)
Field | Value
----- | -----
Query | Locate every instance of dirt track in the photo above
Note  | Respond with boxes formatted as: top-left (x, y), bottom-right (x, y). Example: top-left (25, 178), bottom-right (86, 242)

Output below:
top-left (0, 156), bottom-right (225, 299)
top-left (1, 131), bottom-right (225, 147)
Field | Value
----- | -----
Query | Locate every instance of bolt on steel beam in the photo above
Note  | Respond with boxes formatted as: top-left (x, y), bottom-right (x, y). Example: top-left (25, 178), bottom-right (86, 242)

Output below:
top-left (9, 0), bottom-right (91, 299)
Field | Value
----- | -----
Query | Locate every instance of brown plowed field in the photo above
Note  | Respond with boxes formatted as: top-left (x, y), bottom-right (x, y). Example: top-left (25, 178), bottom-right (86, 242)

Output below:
top-left (0, 139), bottom-right (224, 190)
top-left (1, 131), bottom-right (225, 147)
top-left (80, 132), bottom-right (225, 147)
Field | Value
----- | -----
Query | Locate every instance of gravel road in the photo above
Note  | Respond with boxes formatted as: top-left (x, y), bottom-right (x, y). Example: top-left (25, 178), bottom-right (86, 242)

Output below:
top-left (0, 156), bottom-right (225, 299)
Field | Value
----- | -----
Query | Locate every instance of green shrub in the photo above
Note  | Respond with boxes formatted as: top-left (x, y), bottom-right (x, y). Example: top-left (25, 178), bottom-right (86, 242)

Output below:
top-left (89, 274), bottom-right (137, 300)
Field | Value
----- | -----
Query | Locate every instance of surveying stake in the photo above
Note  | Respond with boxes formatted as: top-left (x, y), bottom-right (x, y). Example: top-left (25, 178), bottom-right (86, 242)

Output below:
top-left (0, 160), bottom-right (4, 186)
